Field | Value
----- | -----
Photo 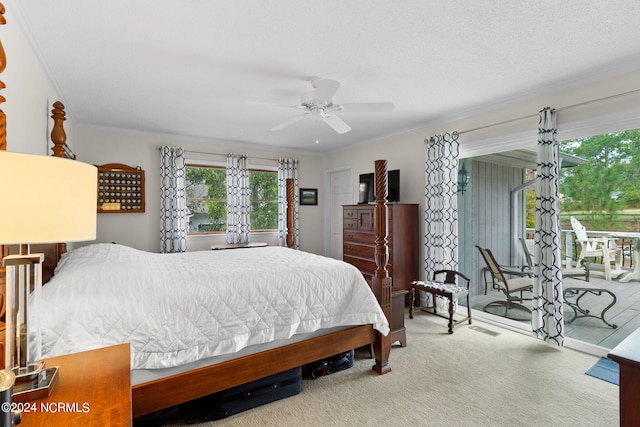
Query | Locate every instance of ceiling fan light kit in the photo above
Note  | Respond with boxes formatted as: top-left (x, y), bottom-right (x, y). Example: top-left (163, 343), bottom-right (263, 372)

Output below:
top-left (270, 77), bottom-right (394, 136)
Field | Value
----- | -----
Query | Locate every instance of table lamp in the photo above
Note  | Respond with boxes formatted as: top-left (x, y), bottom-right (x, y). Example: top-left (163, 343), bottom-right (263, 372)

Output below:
top-left (0, 151), bottom-right (96, 397)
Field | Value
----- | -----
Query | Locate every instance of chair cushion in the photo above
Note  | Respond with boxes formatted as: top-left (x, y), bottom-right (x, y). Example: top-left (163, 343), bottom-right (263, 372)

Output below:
top-left (412, 280), bottom-right (466, 294)
top-left (504, 276), bottom-right (533, 292)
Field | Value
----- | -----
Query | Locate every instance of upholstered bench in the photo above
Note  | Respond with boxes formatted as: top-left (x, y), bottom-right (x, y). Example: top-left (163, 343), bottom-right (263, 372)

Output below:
top-left (409, 270), bottom-right (472, 334)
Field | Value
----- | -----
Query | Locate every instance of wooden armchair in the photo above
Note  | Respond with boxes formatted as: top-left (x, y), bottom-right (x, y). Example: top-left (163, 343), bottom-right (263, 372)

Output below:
top-left (570, 216), bottom-right (622, 281)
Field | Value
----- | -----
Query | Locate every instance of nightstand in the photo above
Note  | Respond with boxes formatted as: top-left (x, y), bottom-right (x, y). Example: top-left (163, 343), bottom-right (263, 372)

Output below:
top-left (19, 343), bottom-right (131, 426)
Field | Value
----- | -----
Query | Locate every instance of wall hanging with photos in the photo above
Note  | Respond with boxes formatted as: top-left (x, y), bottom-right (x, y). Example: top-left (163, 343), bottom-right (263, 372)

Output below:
top-left (97, 163), bottom-right (145, 213)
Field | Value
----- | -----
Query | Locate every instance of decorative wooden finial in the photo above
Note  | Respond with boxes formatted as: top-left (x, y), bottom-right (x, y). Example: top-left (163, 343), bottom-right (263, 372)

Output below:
top-left (50, 101), bottom-right (67, 157)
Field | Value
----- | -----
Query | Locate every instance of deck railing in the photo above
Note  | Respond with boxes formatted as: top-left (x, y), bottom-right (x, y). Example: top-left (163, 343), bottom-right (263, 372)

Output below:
top-left (525, 228), bottom-right (636, 268)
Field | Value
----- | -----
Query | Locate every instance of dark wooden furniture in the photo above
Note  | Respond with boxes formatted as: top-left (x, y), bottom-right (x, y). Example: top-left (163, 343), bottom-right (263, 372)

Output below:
top-left (20, 344), bottom-right (131, 427)
top-left (343, 203), bottom-right (419, 292)
top-left (391, 289), bottom-right (408, 346)
top-left (97, 163), bottom-right (145, 213)
top-left (409, 269), bottom-right (472, 334)
top-left (608, 327), bottom-right (640, 427)
top-left (343, 203), bottom-right (416, 346)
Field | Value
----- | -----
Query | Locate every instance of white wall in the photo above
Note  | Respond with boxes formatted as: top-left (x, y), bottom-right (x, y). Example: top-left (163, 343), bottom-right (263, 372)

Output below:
top-left (72, 127), bottom-right (327, 253)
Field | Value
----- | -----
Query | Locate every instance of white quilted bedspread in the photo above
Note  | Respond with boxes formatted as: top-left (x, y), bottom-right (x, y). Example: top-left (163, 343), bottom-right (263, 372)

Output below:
top-left (32, 244), bottom-right (389, 370)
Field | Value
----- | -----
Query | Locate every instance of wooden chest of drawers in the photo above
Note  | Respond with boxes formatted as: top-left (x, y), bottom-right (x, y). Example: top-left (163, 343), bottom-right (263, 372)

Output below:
top-left (343, 204), bottom-right (419, 292)
top-left (343, 204), bottom-right (418, 346)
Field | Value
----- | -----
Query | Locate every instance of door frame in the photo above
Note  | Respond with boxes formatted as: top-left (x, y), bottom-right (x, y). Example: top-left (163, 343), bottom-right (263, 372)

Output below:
top-left (323, 166), bottom-right (353, 258)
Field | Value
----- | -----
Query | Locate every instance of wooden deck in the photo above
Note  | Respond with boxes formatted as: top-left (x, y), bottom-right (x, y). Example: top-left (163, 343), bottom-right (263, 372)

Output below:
top-left (470, 272), bottom-right (640, 350)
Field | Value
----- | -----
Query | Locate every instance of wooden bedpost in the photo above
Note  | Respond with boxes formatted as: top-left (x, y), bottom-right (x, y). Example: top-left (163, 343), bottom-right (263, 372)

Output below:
top-left (0, 2), bottom-right (7, 294)
top-left (371, 159), bottom-right (392, 374)
top-left (51, 101), bottom-right (67, 158)
top-left (50, 101), bottom-right (69, 256)
top-left (0, 2), bottom-right (6, 152)
top-left (286, 178), bottom-right (295, 248)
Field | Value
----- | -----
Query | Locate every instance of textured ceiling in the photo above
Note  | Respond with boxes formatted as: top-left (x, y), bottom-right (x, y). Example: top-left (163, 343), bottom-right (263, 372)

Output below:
top-left (11, 0), bottom-right (640, 153)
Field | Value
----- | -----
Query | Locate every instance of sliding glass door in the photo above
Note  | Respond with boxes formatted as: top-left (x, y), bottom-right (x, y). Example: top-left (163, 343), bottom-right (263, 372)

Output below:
top-left (457, 132), bottom-right (640, 352)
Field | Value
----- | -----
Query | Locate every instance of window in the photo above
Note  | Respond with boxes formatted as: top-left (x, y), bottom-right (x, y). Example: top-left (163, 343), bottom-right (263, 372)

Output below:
top-left (249, 169), bottom-right (279, 232)
top-left (185, 164), bottom-right (278, 234)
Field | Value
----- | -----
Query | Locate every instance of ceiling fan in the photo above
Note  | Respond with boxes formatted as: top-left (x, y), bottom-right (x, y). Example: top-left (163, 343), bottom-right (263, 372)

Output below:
top-left (270, 77), bottom-right (394, 134)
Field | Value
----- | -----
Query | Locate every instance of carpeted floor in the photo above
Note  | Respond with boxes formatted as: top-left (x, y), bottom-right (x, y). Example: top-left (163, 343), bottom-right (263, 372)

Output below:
top-left (162, 313), bottom-right (618, 427)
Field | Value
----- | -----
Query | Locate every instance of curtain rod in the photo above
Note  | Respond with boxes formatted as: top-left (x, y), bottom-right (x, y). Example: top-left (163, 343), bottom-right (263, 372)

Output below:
top-left (458, 87), bottom-right (640, 136)
top-left (183, 149), bottom-right (281, 163)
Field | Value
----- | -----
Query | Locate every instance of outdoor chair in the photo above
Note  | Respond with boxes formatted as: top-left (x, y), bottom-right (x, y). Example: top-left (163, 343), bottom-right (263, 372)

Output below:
top-left (480, 246), bottom-right (531, 294)
top-left (570, 216), bottom-right (622, 281)
top-left (519, 237), bottom-right (590, 281)
top-left (476, 246), bottom-right (534, 319)
top-left (409, 269), bottom-right (471, 334)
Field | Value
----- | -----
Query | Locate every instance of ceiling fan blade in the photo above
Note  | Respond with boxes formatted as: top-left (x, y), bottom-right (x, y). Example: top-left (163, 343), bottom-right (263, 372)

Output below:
top-left (322, 114), bottom-right (351, 134)
top-left (313, 78), bottom-right (340, 103)
top-left (338, 102), bottom-right (395, 113)
top-left (248, 101), bottom-right (303, 110)
top-left (270, 115), bottom-right (305, 131)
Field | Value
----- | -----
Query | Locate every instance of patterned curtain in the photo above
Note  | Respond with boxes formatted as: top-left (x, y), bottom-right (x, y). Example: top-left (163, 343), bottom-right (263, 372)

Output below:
top-left (423, 133), bottom-right (460, 307)
top-left (278, 158), bottom-right (299, 249)
top-left (159, 146), bottom-right (187, 253)
top-left (532, 108), bottom-right (564, 345)
top-left (425, 132), bottom-right (460, 273)
top-left (226, 153), bottom-right (251, 244)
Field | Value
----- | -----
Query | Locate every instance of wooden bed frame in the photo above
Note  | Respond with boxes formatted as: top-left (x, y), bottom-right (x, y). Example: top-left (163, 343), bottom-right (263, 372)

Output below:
top-left (2, 12), bottom-right (394, 413)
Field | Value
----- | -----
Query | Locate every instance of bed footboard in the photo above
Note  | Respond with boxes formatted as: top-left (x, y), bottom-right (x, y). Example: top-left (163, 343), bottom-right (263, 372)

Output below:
top-left (132, 325), bottom-right (376, 418)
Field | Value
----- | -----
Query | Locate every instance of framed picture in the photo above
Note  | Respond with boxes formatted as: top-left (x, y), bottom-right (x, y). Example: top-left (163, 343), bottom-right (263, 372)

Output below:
top-left (300, 188), bottom-right (318, 205)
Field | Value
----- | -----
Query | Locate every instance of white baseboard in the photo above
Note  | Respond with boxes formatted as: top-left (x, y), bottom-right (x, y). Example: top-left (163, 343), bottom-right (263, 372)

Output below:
top-left (466, 307), bottom-right (609, 357)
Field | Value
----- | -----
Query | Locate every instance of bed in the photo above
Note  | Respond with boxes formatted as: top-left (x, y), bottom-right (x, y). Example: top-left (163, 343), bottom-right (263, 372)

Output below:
top-left (5, 99), bottom-right (395, 418)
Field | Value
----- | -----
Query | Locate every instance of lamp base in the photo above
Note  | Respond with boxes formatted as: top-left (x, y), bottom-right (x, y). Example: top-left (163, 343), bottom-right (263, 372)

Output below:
top-left (14, 361), bottom-right (45, 383)
top-left (12, 366), bottom-right (58, 402)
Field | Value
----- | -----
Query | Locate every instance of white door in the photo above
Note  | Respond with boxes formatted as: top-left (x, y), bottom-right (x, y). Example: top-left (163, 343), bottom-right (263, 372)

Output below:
top-left (325, 168), bottom-right (353, 259)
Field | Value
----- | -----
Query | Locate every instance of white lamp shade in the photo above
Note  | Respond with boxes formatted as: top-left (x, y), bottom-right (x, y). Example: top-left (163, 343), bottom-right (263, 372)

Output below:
top-left (0, 151), bottom-right (97, 244)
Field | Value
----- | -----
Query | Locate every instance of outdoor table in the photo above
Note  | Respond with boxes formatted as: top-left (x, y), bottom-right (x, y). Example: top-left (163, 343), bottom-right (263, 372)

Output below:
top-left (609, 231), bottom-right (640, 283)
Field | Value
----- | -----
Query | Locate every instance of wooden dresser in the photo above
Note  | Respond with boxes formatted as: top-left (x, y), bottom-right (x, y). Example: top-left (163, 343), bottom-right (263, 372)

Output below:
top-left (343, 204), bottom-right (419, 346)
top-left (343, 204), bottom-right (419, 291)
top-left (608, 327), bottom-right (640, 426)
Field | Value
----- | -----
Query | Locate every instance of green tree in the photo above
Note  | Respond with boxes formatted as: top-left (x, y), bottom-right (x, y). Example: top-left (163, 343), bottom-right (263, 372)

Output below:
top-left (615, 129), bottom-right (640, 207)
top-left (186, 167), bottom-right (279, 232)
top-left (559, 133), bottom-right (627, 224)
top-left (186, 167), bottom-right (227, 232)
top-left (249, 171), bottom-right (278, 231)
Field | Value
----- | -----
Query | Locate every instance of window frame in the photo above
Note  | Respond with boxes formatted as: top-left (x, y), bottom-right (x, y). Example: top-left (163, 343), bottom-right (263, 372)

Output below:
top-left (185, 160), bottom-right (279, 236)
